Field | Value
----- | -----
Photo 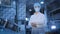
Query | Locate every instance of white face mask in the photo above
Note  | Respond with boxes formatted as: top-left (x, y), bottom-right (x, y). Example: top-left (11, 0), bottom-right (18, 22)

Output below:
top-left (34, 7), bottom-right (40, 12)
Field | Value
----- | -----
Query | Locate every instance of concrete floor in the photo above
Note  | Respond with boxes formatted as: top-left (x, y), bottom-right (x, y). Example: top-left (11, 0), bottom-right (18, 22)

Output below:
top-left (0, 28), bottom-right (25, 34)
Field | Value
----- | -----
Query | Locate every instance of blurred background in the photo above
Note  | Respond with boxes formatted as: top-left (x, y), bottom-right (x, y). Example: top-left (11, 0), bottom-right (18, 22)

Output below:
top-left (0, 0), bottom-right (60, 34)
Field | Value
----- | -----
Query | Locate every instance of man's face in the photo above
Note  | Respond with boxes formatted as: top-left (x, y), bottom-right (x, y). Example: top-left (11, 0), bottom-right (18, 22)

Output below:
top-left (34, 6), bottom-right (40, 12)
top-left (34, 6), bottom-right (40, 8)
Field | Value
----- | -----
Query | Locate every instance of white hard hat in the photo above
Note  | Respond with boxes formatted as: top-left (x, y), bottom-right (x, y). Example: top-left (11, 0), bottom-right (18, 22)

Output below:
top-left (34, 3), bottom-right (41, 7)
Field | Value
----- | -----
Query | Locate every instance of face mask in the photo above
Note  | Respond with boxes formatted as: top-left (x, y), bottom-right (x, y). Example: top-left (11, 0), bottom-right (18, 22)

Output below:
top-left (34, 8), bottom-right (40, 12)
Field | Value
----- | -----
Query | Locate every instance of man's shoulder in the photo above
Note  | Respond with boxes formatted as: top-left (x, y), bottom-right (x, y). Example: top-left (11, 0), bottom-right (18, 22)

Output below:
top-left (30, 15), bottom-right (34, 18)
top-left (40, 13), bottom-right (45, 16)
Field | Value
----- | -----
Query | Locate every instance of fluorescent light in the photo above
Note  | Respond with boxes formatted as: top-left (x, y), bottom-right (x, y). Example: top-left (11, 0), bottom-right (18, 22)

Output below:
top-left (41, 1), bottom-right (44, 4)
top-left (25, 18), bottom-right (29, 21)
top-left (29, 9), bottom-right (32, 11)
top-left (51, 25), bottom-right (56, 29)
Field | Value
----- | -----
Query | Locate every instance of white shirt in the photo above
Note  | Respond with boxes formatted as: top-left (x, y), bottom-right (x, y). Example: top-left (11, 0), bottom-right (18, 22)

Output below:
top-left (28, 12), bottom-right (47, 28)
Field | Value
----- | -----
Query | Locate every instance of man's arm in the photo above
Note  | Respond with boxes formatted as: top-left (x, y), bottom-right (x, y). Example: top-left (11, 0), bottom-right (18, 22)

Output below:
top-left (28, 15), bottom-right (37, 28)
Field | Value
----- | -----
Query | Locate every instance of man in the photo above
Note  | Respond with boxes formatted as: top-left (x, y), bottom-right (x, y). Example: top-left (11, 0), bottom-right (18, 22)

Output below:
top-left (28, 2), bottom-right (47, 34)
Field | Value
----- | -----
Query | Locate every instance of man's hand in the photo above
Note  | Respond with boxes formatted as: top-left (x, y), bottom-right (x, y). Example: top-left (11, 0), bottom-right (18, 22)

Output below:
top-left (31, 23), bottom-right (37, 28)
